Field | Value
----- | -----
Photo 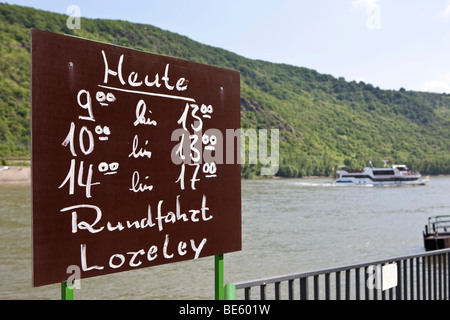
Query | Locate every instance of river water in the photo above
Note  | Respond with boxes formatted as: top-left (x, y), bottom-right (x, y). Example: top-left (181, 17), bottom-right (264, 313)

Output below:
top-left (1, 176), bottom-right (449, 299)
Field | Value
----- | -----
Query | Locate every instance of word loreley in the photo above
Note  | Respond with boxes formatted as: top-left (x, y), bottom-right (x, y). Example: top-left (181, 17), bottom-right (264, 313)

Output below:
top-left (31, 30), bottom-right (241, 287)
top-left (79, 235), bottom-right (207, 272)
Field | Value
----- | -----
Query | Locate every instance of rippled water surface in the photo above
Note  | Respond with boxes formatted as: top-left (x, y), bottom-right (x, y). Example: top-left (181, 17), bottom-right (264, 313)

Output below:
top-left (1, 177), bottom-right (449, 299)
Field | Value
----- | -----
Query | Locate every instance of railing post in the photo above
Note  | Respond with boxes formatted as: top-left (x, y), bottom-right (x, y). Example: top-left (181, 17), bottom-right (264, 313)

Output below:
top-left (415, 257), bottom-right (421, 300)
top-left (447, 252), bottom-right (450, 299)
top-left (403, 259), bottom-right (408, 300)
top-left (444, 253), bottom-right (448, 300)
top-left (275, 282), bottom-right (281, 300)
top-left (345, 269), bottom-right (351, 300)
top-left (225, 283), bottom-right (236, 300)
top-left (244, 287), bottom-right (251, 300)
top-left (396, 260), bottom-right (402, 300)
top-left (355, 268), bottom-right (360, 300)
top-left (61, 281), bottom-right (74, 300)
top-left (215, 254), bottom-right (224, 300)
top-left (364, 266), bottom-right (369, 300)
top-left (325, 273), bottom-right (330, 300)
top-left (300, 277), bottom-right (308, 300)
top-left (410, 258), bottom-right (415, 300)
top-left (314, 275), bottom-right (319, 300)
top-left (288, 279), bottom-right (294, 300)
top-left (433, 255), bottom-right (437, 300)
top-left (260, 283), bottom-right (266, 300)
top-left (422, 257), bottom-right (428, 300)
top-left (428, 255), bottom-right (432, 299)
top-left (336, 271), bottom-right (341, 300)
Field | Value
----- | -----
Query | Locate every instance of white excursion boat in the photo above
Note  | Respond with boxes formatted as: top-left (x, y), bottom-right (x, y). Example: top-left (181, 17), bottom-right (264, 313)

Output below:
top-left (333, 160), bottom-right (428, 186)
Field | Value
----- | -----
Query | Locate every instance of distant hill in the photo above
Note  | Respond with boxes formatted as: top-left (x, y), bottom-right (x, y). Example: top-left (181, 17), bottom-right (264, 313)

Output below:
top-left (1, 3), bottom-right (449, 176)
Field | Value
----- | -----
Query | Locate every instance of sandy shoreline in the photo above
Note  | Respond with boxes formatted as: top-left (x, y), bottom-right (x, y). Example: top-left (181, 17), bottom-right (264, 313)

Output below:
top-left (0, 166), bottom-right (31, 184)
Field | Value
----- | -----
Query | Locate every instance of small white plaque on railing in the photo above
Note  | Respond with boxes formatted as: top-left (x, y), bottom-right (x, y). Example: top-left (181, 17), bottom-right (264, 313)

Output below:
top-left (382, 263), bottom-right (398, 291)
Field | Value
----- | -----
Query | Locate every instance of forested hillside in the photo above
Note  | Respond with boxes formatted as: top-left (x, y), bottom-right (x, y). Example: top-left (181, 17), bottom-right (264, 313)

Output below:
top-left (1, 3), bottom-right (449, 176)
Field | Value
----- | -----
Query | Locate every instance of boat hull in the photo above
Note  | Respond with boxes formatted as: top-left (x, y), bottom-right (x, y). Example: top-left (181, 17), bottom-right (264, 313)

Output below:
top-left (333, 177), bottom-right (428, 186)
top-left (423, 216), bottom-right (450, 251)
top-left (333, 163), bottom-right (427, 186)
top-left (423, 233), bottom-right (450, 251)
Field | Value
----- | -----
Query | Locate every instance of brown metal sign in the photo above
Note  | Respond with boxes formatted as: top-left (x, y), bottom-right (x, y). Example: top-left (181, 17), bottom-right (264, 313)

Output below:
top-left (31, 29), bottom-right (241, 287)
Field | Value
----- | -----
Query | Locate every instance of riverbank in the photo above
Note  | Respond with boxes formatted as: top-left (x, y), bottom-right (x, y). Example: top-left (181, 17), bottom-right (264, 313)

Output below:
top-left (0, 166), bottom-right (31, 184)
top-left (0, 165), bottom-right (446, 185)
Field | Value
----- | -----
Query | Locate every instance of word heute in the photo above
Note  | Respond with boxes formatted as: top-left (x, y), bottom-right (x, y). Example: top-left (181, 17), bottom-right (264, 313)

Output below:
top-left (102, 50), bottom-right (188, 92)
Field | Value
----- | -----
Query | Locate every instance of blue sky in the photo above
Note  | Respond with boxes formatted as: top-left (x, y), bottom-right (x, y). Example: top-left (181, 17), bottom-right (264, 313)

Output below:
top-left (3, 0), bottom-right (450, 93)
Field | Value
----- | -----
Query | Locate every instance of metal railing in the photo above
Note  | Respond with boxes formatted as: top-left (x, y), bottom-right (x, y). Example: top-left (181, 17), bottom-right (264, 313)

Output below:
top-left (228, 248), bottom-right (450, 300)
top-left (427, 215), bottom-right (450, 233)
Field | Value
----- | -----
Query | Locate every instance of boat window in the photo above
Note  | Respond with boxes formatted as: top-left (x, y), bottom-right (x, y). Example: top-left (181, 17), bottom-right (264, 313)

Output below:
top-left (373, 170), bottom-right (395, 175)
